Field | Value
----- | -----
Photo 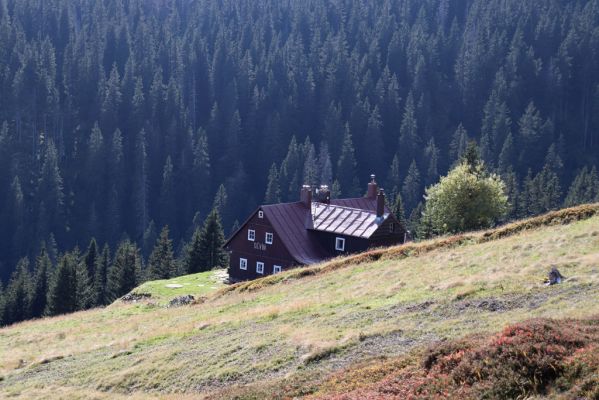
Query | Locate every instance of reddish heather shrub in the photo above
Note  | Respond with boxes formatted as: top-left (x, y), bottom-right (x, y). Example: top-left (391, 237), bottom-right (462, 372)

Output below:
top-left (317, 317), bottom-right (599, 400)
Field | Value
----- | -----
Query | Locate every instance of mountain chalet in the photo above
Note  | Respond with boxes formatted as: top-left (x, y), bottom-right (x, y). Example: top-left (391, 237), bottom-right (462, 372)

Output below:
top-left (224, 176), bottom-right (407, 282)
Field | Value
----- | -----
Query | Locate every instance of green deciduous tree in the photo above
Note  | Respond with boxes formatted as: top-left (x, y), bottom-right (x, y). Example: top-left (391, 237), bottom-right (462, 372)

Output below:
top-left (422, 162), bottom-right (508, 235)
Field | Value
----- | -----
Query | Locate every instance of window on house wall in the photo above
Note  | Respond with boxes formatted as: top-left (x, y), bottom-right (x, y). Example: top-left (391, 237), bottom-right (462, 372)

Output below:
top-left (335, 237), bottom-right (345, 251)
top-left (258, 211), bottom-right (264, 218)
top-left (265, 232), bottom-right (273, 244)
top-left (273, 265), bottom-right (282, 274)
top-left (390, 223), bottom-right (395, 233)
top-left (239, 258), bottom-right (247, 270)
top-left (256, 261), bottom-right (264, 274)
top-left (248, 229), bottom-right (255, 241)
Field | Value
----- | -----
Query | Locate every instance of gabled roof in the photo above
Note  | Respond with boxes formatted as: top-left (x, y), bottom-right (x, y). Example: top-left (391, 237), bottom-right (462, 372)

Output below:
top-left (261, 202), bottom-right (329, 265)
top-left (309, 202), bottom-right (387, 239)
top-left (224, 196), bottom-right (394, 265)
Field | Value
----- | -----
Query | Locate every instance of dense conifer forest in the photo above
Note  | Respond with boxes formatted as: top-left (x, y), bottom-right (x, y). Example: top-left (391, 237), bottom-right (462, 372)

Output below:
top-left (1, 0), bottom-right (599, 324)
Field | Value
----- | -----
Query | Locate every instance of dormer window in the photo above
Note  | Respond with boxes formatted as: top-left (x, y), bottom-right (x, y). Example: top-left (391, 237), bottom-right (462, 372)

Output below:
top-left (258, 211), bottom-right (264, 218)
top-left (248, 229), bottom-right (255, 241)
top-left (335, 237), bottom-right (345, 251)
top-left (265, 232), bottom-right (273, 245)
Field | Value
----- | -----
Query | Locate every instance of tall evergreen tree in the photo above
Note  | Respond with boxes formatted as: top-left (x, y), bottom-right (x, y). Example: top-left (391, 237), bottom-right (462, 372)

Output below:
top-left (47, 253), bottom-right (77, 316)
top-left (183, 227), bottom-right (204, 274)
top-left (197, 209), bottom-right (228, 270)
top-left (147, 226), bottom-right (176, 280)
top-left (399, 92), bottom-right (418, 166)
top-left (402, 160), bottom-right (422, 213)
top-left (3, 259), bottom-right (32, 325)
top-left (449, 124), bottom-right (469, 165)
top-left (94, 245), bottom-right (111, 306)
top-left (337, 125), bottom-right (360, 197)
top-left (107, 240), bottom-right (141, 302)
top-left (30, 248), bottom-right (52, 318)
top-left (564, 166), bottom-right (599, 207)
top-left (264, 163), bottom-right (281, 204)
top-left (392, 194), bottom-right (407, 229)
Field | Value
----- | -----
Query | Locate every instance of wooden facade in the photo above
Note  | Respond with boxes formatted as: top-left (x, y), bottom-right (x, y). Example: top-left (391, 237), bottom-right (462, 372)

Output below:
top-left (224, 176), bottom-right (406, 282)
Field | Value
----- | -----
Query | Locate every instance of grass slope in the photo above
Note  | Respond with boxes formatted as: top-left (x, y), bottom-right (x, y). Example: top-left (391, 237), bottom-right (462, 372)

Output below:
top-left (131, 270), bottom-right (227, 305)
top-left (1, 205), bottom-right (598, 399)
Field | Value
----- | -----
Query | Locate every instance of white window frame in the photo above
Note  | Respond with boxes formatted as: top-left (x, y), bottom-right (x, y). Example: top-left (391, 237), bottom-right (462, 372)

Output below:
top-left (258, 211), bottom-right (264, 218)
top-left (239, 258), bottom-right (248, 270)
top-left (256, 261), bottom-right (264, 274)
top-left (265, 232), bottom-right (273, 245)
top-left (273, 265), bottom-right (282, 274)
top-left (335, 237), bottom-right (346, 251)
top-left (248, 229), bottom-right (255, 241)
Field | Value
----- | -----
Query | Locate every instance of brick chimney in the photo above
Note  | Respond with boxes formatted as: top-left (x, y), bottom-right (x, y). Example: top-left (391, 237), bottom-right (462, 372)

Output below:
top-left (376, 188), bottom-right (385, 218)
top-left (316, 185), bottom-right (331, 204)
top-left (300, 185), bottom-right (312, 207)
top-left (367, 174), bottom-right (378, 199)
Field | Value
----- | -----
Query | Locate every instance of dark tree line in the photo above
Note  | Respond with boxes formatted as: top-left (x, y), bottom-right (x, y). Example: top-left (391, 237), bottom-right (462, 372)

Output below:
top-left (0, 210), bottom-right (227, 327)
top-left (1, 0), bottom-right (599, 282)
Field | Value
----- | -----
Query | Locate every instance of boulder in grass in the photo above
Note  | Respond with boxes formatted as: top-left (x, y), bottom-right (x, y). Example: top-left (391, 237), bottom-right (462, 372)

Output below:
top-left (546, 267), bottom-right (565, 285)
top-left (121, 292), bottom-right (152, 302)
top-left (168, 295), bottom-right (195, 308)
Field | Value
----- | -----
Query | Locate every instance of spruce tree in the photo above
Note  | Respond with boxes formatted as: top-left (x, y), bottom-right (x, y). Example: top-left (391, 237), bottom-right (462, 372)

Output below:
top-left (424, 138), bottom-right (440, 186)
top-left (449, 124), bottom-right (469, 165)
top-left (30, 248), bottom-right (52, 318)
top-left (392, 194), bottom-right (407, 229)
top-left (83, 239), bottom-right (98, 287)
top-left (337, 124), bottom-right (360, 197)
top-left (212, 184), bottom-right (228, 219)
top-left (387, 154), bottom-right (402, 201)
top-left (74, 248), bottom-right (93, 311)
top-left (279, 136), bottom-right (301, 201)
top-left (148, 226), bottom-right (176, 280)
top-left (264, 163), bottom-right (281, 204)
top-left (184, 227), bottom-right (204, 274)
top-left (564, 166), bottom-right (599, 207)
top-left (94, 245), bottom-right (111, 306)
top-left (402, 160), bottom-right (421, 213)
top-left (197, 209), bottom-right (228, 270)
top-left (318, 143), bottom-right (333, 187)
top-left (107, 240), bottom-right (141, 302)
top-left (37, 140), bottom-right (65, 243)
top-left (302, 140), bottom-right (319, 187)
top-left (3, 259), bottom-right (32, 325)
top-left (159, 156), bottom-right (176, 230)
top-left (47, 253), bottom-right (77, 316)
top-left (142, 220), bottom-right (158, 260)
top-left (399, 92), bottom-right (418, 165)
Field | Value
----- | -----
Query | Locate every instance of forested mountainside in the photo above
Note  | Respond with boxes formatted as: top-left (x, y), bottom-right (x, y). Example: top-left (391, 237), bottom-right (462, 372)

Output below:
top-left (1, 0), bottom-right (599, 281)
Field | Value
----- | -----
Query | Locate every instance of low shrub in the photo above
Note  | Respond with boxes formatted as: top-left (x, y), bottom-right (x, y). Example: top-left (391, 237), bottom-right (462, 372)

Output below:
top-left (317, 316), bottom-right (599, 400)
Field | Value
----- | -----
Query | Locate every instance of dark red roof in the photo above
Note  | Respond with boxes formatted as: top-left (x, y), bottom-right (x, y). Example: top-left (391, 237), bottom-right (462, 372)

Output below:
top-left (224, 196), bottom-right (394, 266)
top-left (261, 202), bottom-right (329, 264)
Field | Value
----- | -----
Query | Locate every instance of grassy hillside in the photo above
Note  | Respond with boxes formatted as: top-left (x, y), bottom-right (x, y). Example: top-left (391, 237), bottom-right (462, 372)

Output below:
top-left (130, 270), bottom-right (227, 305)
top-left (1, 205), bottom-right (598, 399)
